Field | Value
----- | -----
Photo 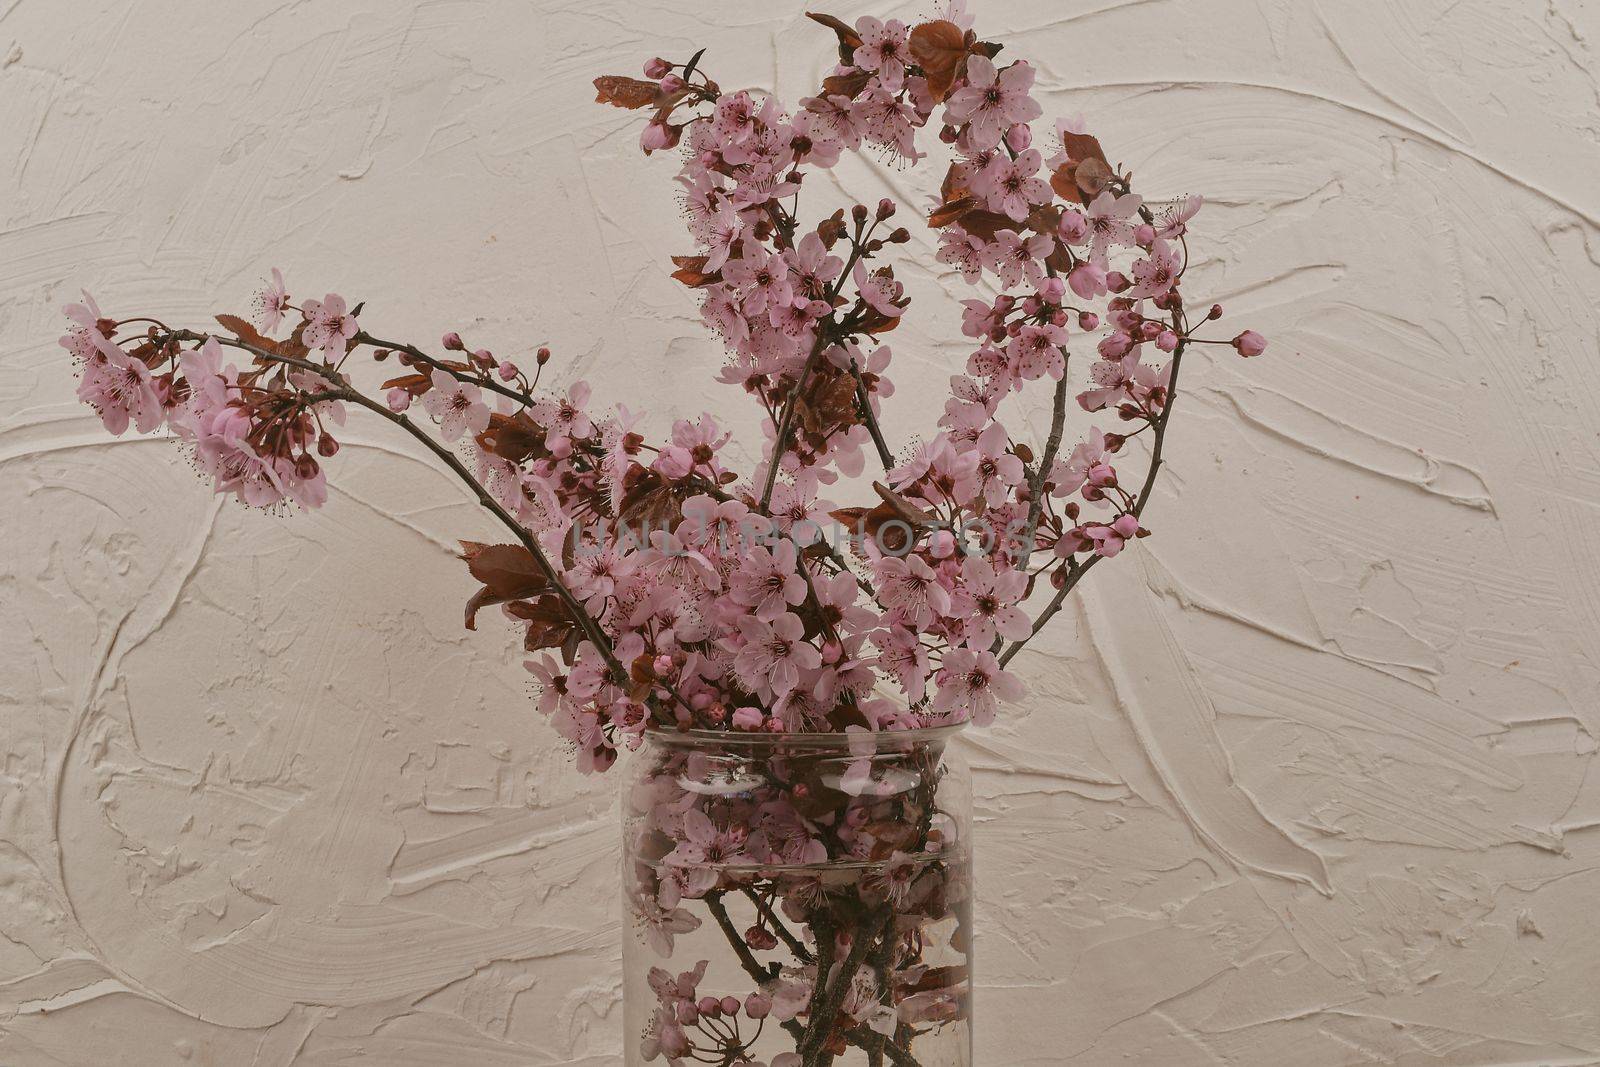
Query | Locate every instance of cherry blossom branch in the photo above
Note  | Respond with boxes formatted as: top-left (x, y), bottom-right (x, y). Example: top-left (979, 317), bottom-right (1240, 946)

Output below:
top-left (161, 328), bottom-right (633, 689)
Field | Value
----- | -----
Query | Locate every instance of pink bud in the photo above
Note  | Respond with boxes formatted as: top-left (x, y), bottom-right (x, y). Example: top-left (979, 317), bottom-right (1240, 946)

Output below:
top-left (644, 57), bottom-right (672, 79)
top-left (1039, 276), bottom-right (1065, 304)
top-left (1057, 210), bottom-right (1089, 244)
top-left (1005, 123), bottom-right (1032, 152)
top-left (472, 347), bottom-right (492, 363)
top-left (1133, 223), bottom-right (1155, 246)
top-left (441, 332), bottom-right (463, 350)
top-left (1156, 329), bottom-right (1179, 352)
top-left (659, 73), bottom-right (686, 94)
top-left (1232, 330), bottom-right (1267, 357)
top-left (731, 706), bottom-right (764, 731)
top-left (317, 433), bottom-right (340, 457)
top-left (1106, 271), bottom-right (1130, 293)
top-left (1078, 311), bottom-right (1100, 331)
top-left (720, 996), bottom-right (740, 1017)
top-left (698, 996), bottom-right (721, 1019)
top-left (641, 120), bottom-right (677, 154)
top-left (386, 388), bottom-right (411, 412)
top-left (497, 362), bottom-right (519, 380)
top-left (1112, 512), bottom-right (1140, 537)
top-left (745, 993), bottom-right (773, 1020)
top-left (876, 197), bottom-right (897, 221)
top-left (745, 924), bottom-right (778, 950)
top-left (1068, 262), bottom-right (1107, 300)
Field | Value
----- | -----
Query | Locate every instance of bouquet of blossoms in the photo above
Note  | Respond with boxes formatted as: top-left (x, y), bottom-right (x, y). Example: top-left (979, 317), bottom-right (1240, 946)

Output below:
top-left (58, 3), bottom-right (1264, 1063)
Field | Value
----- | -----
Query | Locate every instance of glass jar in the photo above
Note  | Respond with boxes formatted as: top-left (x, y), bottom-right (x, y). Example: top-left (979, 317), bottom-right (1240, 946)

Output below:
top-left (622, 726), bottom-right (973, 1066)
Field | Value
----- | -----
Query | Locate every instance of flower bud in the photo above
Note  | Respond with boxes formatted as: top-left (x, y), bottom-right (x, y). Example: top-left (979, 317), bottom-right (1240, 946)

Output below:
top-left (744, 923), bottom-right (778, 950)
top-left (498, 362), bottom-right (519, 381)
top-left (876, 197), bottom-right (896, 221)
top-left (1156, 329), bottom-right (1179, 352)
top-left (643, 57), bottom-right (672, 79)
top-left (1208, 303), bottom-right (1224, 320)
top-left (1106, 271), bottom-right (1130, 293)
top-left (887, 227), bottom-right (911, 244)
top-left (720, 996), bottom-right (741, 1018)
top-left (1057, 210), bottom-right (1089, 244)
top-left (659, 73), bottom-right (686, 94)
top-left (536, 346), bottom-right (552, 365)
top-left (317, 433), bottom-right (340, 458)
top-left (1005, 123), bottom-right (1032, 152)
top-left (1078, 311), bottom-right (1100, 331)
top-left (472, 347), bottom-right (492, 364)
top-left (294, 453), bottom-right (320, 480)
top-left (386, 387), bottom-right (411, 412)
top-left (731, 706), bottom-right (764, 731)
top-left (641, 120), bottom-right (678, 153)
top-left (441, 331), bottom-right (464, 350)
top-left (745, 993), bottom-right (773, 1019)
top-left (372, 348), bottom-right (390, 362)
top-left (1133, 223), bottom-right (1155, 246)
top-left (698, 996), bottom-right (721, 1019)
top-left (1232, 330), bottom-right (1267, 357)
top-left (852, 203), bottom-right (870, 225)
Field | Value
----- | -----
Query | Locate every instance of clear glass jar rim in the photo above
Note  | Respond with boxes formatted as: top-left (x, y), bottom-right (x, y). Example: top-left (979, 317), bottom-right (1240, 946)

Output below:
top-left (643, 723), bottom-right (967, 749)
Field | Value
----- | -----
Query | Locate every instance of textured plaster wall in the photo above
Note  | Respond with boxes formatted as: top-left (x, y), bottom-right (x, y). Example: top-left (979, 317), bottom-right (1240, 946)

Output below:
top-left (2, 0), bottom-right (1599, 1064)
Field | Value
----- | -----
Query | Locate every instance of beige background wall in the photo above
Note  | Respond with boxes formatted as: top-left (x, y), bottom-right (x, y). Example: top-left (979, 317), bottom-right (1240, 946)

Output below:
top-left (3, 0), bottom-right (1599, 1063)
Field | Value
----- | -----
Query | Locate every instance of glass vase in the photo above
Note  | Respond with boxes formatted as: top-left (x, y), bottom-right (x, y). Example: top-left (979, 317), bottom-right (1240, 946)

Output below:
top-left (622, 726), bottom-right (973, 1066)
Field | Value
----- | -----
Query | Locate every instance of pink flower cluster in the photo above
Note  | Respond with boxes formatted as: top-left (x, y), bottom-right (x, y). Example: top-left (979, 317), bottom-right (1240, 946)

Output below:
top-left (60, 0), bottom-right (1266, 778)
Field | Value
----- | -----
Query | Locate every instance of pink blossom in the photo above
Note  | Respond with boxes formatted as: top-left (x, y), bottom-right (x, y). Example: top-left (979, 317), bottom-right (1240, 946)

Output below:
top-left (944, 56), bottom-right (1042, 150)
top-left (853, 87), bottom-right (920, 162)
top-left (874, 554), bottom-right (951, 629)
top-left (712, 90), bottom-right (757, 143)
top-left (853, 17), bottom-right (910, 92)
top-left (974, 149), bottom-right (1050, 222)
top-left (1085, 512), bottom-right (1141, 557)
top-left (932, 647), bottom-right (1025, 725)
top-left (1085, 191), bottom-right (1143, 261)
top-left (730, 612), bottom-right (820, 698)
top-left (952, 555), bottom-right (1030, 648)
top-left (76, 337), bottom-right (163, 436)
top-left (422, 369), bottom-right (490, 441)
top-left (729, 539), bottom-right (808, 620)
top-left (937, 228), bottom-right (985, 283)
top-left (1050, 427), bottom-right (1108, 497)
top-left (981, 229), bottom-right (1053, 289)
top-left (1010, 322), bottom-right (1068, 382)
top-left (300, 293), bottom-right (358, 356)
top-left (252, 268), bottom-right (290, 333)
top-left (852, 261), bottom-right (906, 318)
top-left (532, 381), bottom-right (594, 442)
top-left (1129, 239), bottom-right (1182, 300)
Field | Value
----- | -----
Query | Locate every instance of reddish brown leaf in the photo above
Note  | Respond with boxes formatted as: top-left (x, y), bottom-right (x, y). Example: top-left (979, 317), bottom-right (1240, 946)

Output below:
top-left (459, 542), bottom-right (550, 629)
top-left (670, 254), bottom-right (722, 288)
top-left (617, 467), bottom-right (688, 534)
top-left (820, 67), bottom-right (874, 99)
top-left (381, 371), bottom-right (433, 397)
top-left (506, 595), bottom-right (581, 656)
top-left (593, 75), bottom-right (661, 109)
top-left (951, 209), bottom-right (1015, 242)
top-left (806, 11), bottom-right (864, 62)
top-left (908, 20), bottom-right (968, 103)
top-left (215, 314), bottom-right (309, 364)
top-left (929, 195), bottom-right (976, 229)
top-left (478, 409), bottom-right (548, 464)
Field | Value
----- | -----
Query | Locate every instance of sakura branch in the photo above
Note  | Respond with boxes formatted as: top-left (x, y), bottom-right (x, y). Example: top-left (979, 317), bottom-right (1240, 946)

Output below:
top-left (60, 2), bottom-right (1268, 1063)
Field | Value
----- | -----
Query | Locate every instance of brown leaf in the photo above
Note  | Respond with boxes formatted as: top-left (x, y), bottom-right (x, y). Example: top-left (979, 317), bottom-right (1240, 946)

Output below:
top-left (593, 75), bottom-right (661, 109)
top-left (820, 68), bottom-right (874, 100)
top-left (215, 314), bottom-right (309, 364)
top-left (807, 11), bottom-right (864, 62)
top-left (381, 371), bottom-right (433, 397)
top-left (929, 195), bottom-right (976, 229)
top-left (830, 485), bottom-right (937, 556)
top-left (908, 20), bottom-right (968, 103)
top-left (797, 371), bottom-right (860, 439)
top-left (617, 467), bottom-right (688, 535)
top-left (506, 595), bottom-right (581, 656)
top-left (459, 542), bottom-right (550, 629)
top-left (951, 209), bottom-right (1015, 243)
top-left (670, 254), bottom-right (722, 288)
top-left (478, 409), bottom-right (548, 464)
